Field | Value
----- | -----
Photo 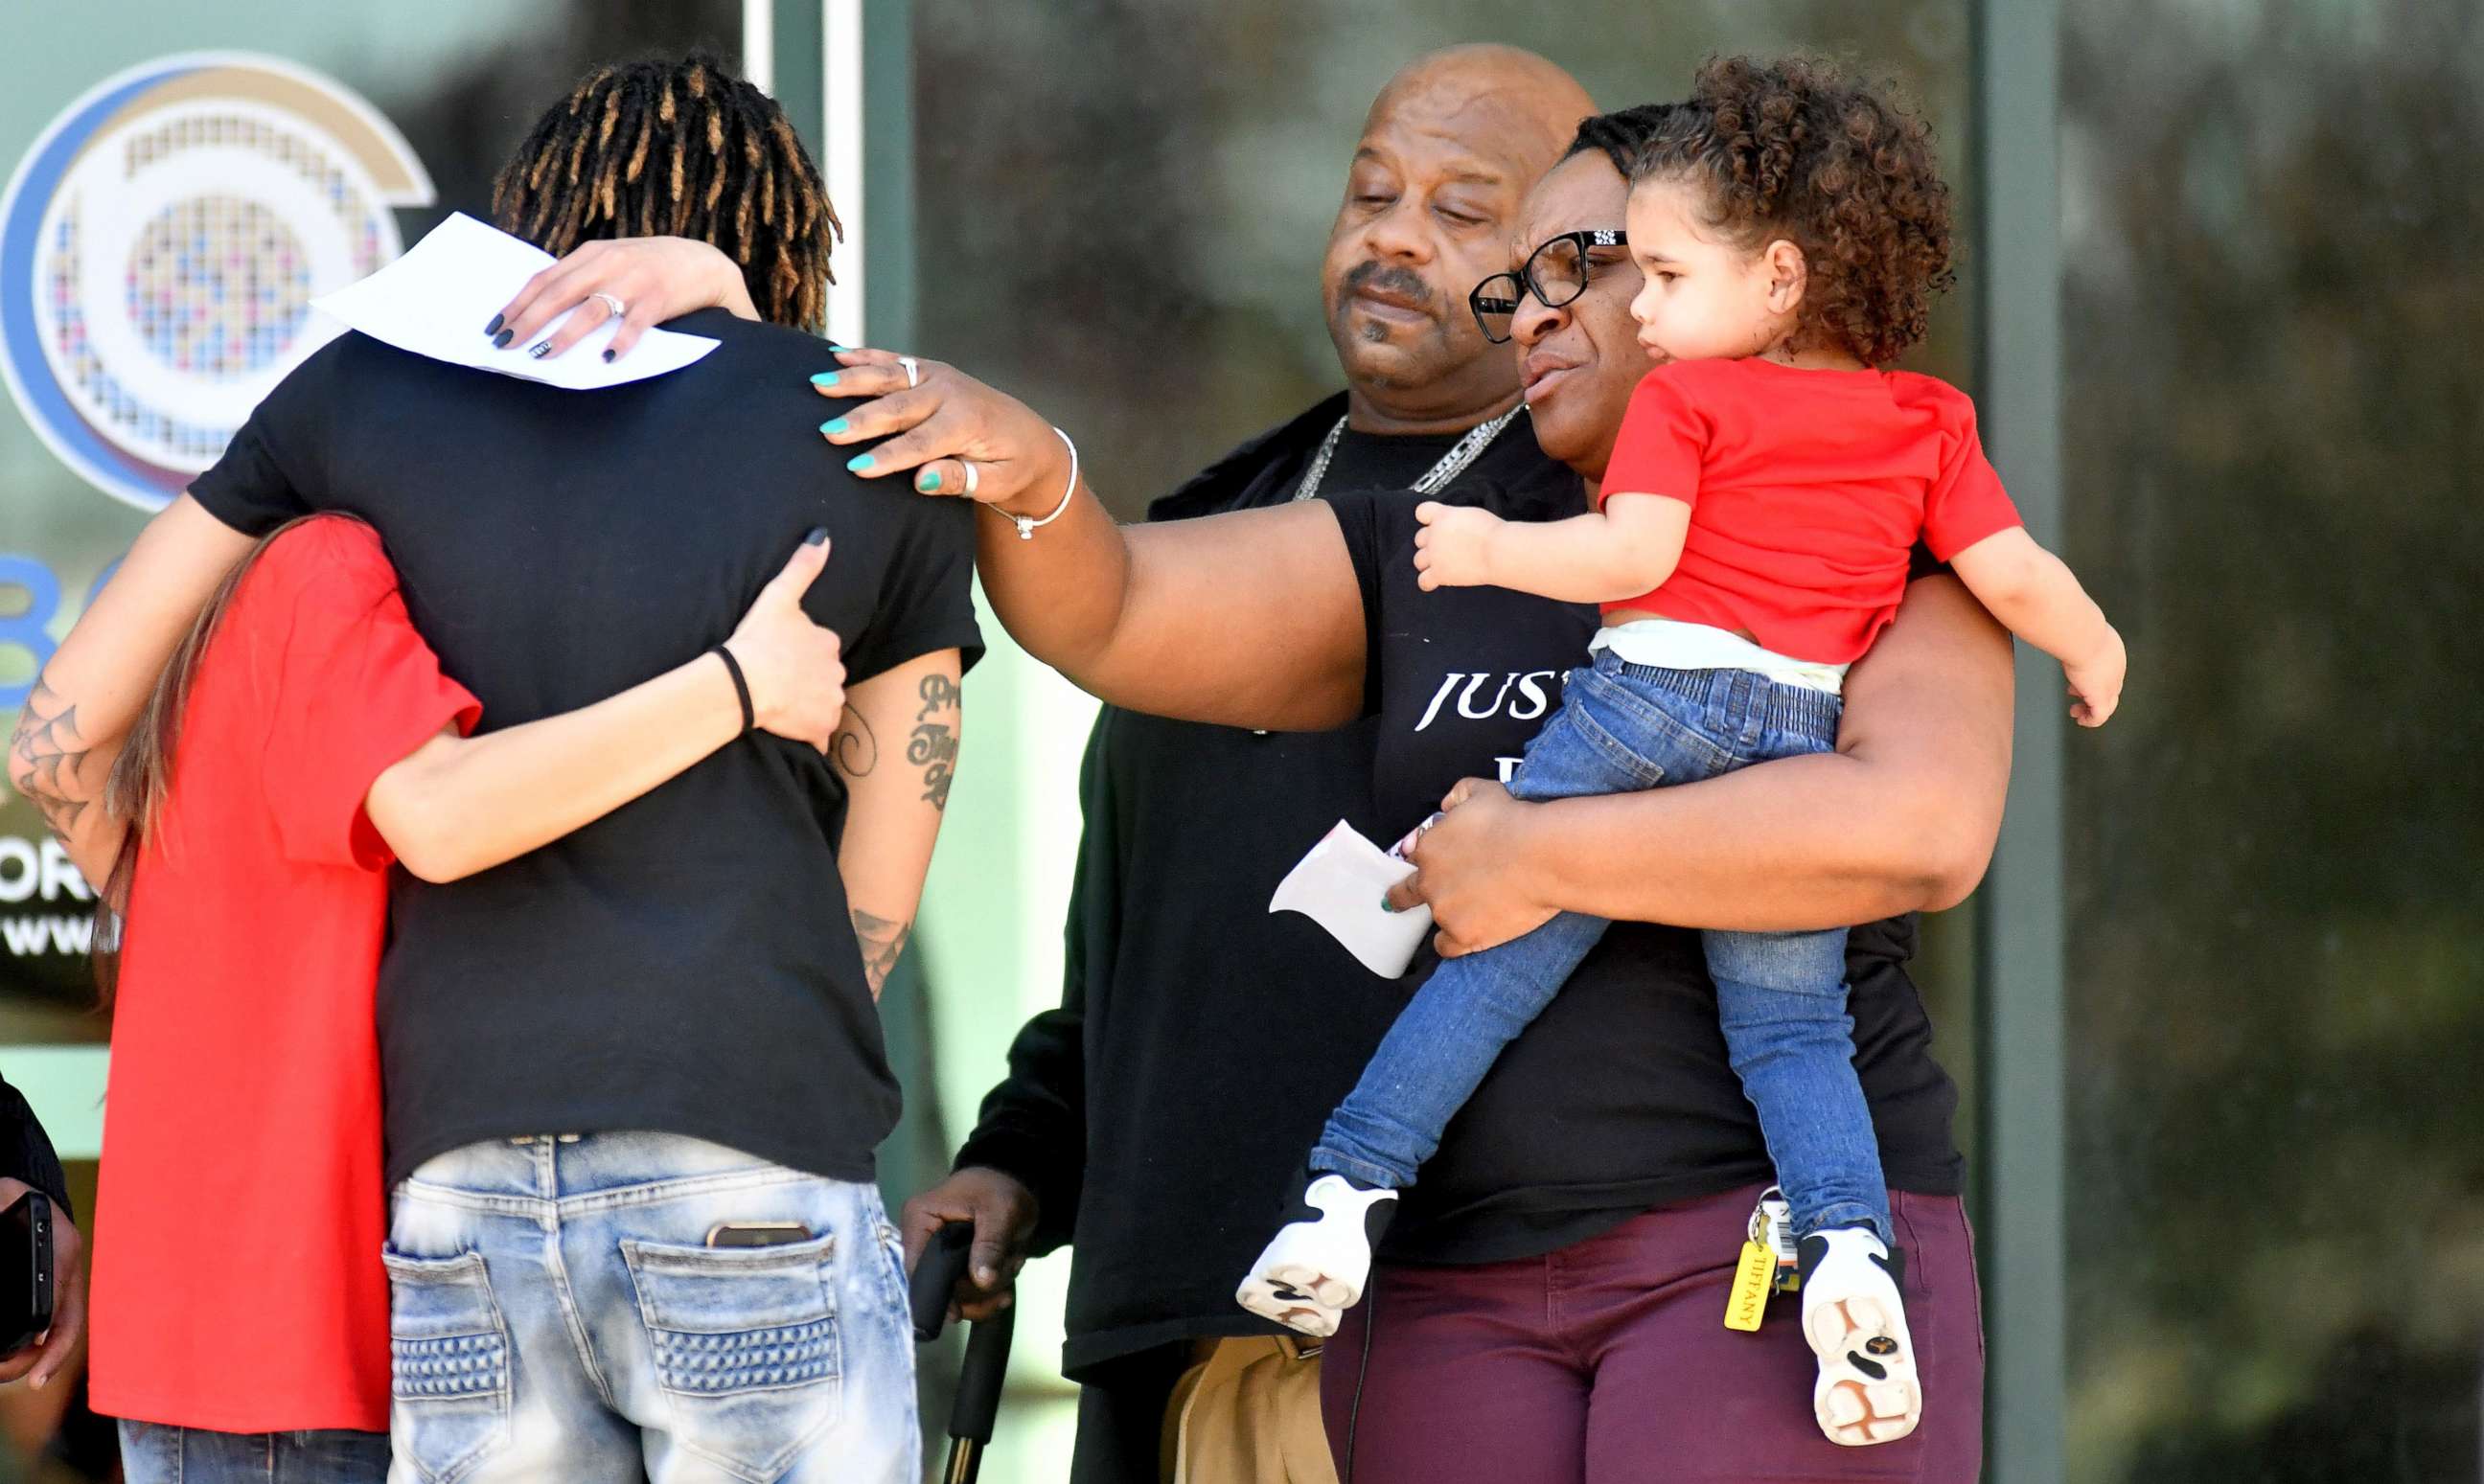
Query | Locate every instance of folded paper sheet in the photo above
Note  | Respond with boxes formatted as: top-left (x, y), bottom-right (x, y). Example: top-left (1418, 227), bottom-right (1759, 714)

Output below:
top-left (1269, 820), bottom-right (1433, 979)
top-left (310, 213), bottom-right (718, 390)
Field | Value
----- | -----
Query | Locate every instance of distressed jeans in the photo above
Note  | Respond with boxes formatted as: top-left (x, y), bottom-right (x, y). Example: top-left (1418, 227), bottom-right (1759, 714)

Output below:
top-left (118, 1423), bottom-right (390, 1484)
top-left (1313, 651), bottom-right (1895, 1245)
top-left (384, 1131), bottom-right (917, 1484)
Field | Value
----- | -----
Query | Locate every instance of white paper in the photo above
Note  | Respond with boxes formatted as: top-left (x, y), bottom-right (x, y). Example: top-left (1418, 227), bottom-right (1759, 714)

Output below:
top-left (1269, 820), bottom-right (1434, 978)
top-left (310, 212), bottom-right (718, 390)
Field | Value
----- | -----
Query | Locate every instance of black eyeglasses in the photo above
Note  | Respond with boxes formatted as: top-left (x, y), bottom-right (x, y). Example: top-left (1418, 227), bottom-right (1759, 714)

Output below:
top-left (1468, 229), bottom-right (1626, 344)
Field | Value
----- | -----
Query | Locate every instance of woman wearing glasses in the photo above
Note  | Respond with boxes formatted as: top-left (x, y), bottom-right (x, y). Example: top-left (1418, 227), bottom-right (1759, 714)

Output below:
top-left (858, 110), bottom-right (2000, 1484)
top-left (519, 103), bottom-right (2000, 1482)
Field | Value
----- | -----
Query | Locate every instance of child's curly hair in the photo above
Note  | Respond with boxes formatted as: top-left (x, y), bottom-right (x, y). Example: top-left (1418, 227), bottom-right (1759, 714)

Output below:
top-left (1633, 56), bottom-right (1955, 365)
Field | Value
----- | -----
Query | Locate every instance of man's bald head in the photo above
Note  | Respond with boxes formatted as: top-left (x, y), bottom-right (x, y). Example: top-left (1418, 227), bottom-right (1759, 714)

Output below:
top-left (1323, 47), bottom-right (1594, 432)
top-left (1366, 45), bottom-right (1598, 186)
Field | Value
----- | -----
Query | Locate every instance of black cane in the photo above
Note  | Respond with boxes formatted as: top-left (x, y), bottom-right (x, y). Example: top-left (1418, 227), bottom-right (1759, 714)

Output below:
top-left (910, 1221), bottom-right (1017, 1484)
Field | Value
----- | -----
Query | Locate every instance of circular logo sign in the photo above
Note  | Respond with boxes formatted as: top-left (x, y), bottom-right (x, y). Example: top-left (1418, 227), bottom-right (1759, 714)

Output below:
top-left (0, 53), bottom-right (433, 513)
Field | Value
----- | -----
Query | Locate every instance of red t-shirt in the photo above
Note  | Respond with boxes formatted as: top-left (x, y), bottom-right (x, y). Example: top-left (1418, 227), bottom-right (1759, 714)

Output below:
top-left (1598, 357), bottom-right (2023, 662)
top-left (88, 517), bottom-right (478, 1433)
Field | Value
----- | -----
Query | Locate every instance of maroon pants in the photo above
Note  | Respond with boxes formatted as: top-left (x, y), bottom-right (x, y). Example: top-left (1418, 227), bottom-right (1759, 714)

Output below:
top-left (1320, 1185), bottom-right (1985, 1483)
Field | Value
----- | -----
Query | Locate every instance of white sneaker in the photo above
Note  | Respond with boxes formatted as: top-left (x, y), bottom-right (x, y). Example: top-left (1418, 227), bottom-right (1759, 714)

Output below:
top-left (1799, 1226), bottom-right (1923, 1447)
top-left (1234, 1173), bottom-right (1398, 1337)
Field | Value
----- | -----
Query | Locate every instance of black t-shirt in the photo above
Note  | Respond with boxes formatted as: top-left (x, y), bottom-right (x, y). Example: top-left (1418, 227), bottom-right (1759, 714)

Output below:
top-left (1326, 477), bottom-right (1966, 1264)
top-left (954, 397), bottom-right (1581, 1374)
top-left (186, 310), bottom-right (983, 1189)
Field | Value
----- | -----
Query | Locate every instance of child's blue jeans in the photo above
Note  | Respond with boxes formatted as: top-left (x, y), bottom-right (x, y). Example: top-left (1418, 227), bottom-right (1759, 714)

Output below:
top-left (1311, 649), bottom-right (1894, 1245)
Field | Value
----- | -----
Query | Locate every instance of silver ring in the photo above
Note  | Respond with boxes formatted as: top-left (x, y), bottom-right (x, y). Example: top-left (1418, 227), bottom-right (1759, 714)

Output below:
top-left (590, 291), bottom-right (626, 319)
top-left (959, 460), bottom-right (980, 497)
top-left (899, 355), bottom-right (921, 389)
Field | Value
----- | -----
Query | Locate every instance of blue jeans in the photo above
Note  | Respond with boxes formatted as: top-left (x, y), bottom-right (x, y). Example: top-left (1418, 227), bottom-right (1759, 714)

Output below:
top-left (119, 1423), bottom-right (390, 1483)
top-left (1313, 651), bottom-right (1894, 1244)
top-left (384, 1132), bottom-right (918, 1484)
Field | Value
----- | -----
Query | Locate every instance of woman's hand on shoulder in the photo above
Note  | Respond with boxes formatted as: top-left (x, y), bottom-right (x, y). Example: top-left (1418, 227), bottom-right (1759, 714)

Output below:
top-left (1385, 777), bottom-right (1559, 957)
top-left (811, 349), bottom-right (1071, 521)
top-left (490, 237), bottom-right (757, 362)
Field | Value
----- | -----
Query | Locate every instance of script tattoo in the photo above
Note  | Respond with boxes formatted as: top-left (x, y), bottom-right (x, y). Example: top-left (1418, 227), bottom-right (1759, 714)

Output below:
top-left (8, 680), bottom-right (95, 841)
top-left (850, 906), bottom-right (912, 998)
top-left (830, 702), bottom-right (879, 780)
top-left (908, 674), bottom-right (960, 811)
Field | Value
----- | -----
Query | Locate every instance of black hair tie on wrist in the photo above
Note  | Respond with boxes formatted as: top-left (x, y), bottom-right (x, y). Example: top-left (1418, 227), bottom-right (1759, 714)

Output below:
top-left (712, 645), bottom-right (756, 734)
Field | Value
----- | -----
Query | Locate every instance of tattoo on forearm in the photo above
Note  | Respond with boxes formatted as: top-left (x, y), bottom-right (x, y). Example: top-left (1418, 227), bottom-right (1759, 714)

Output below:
top-left (908, 674), bottom-right (960, 811)
top-left (8, 681), bottom-right (95, 840)
top-left (851, 906), bottom-right (912, 996)
top-left (831, 702), bottom-right (878, 780)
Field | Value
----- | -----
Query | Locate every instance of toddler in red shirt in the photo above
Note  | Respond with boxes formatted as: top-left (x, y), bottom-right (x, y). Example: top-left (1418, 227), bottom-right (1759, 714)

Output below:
top-left (1241, 57), bottom-right (2123, 1449)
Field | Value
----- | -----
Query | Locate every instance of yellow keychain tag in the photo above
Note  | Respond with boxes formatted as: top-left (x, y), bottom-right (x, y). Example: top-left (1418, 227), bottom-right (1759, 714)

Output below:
top-left (1724, 1239), bottom-right (1775, 1332)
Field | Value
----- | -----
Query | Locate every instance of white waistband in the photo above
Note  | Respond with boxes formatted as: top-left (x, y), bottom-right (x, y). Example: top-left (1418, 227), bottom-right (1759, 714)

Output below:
top-left (1589, 620), bottom-right (1849, 696)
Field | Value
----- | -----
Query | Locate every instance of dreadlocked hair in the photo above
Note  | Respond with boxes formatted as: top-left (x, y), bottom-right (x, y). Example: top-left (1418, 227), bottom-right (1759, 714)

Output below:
top-left (1630, 56), bottom-right (1955, 366)
top-left (493, 52), bottom-right (841, 331)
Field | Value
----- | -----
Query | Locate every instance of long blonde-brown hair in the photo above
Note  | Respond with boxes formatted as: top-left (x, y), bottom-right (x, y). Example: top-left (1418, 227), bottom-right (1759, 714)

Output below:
top-left (93, 514), bottom-right (348, 999)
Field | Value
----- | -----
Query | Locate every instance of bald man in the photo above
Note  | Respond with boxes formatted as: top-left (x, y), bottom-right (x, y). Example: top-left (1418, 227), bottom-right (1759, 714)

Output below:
top-left (899, 46), bottom-right (1596, 1484)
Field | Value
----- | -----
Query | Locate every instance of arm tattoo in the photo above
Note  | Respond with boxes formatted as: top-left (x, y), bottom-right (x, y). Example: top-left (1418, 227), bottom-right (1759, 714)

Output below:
top-left (850, 905), bottom-right (912, 997)
top-left (907, 674), bottom-right (960, 812)
top-left (831, 702), bottom-right (878, 780)
top-left (8, 680), bottom-right (96, 841)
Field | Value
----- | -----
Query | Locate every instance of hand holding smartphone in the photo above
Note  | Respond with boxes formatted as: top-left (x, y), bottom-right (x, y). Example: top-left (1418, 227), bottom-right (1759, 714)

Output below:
top-left (0, 1188), bottom-right (56, 1356)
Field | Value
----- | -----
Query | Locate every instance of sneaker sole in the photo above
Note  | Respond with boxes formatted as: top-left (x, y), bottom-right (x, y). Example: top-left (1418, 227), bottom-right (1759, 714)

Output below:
top-left (1235, 1267), bottom-right (1342, 1337)
top-left (1806, 1293), bottom-right (1922, 1446)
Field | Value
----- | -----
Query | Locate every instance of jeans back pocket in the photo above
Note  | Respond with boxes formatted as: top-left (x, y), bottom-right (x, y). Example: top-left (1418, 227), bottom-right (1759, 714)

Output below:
top-left (383, 1247), bottom-right (512, 1484)
top-left (621, 1231), bottom-right (841, 1482)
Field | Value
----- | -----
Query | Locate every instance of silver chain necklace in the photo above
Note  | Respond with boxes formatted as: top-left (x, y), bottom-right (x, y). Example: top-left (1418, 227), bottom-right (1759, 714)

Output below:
top-left (1289, 402), bottom-right (1526, 503)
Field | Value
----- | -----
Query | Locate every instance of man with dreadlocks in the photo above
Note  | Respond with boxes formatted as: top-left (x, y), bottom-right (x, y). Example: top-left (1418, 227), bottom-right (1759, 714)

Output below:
top-left (18, 54), bottom-right (977, 1484)
top-left (518, 42), bottom-right (1601, 1484)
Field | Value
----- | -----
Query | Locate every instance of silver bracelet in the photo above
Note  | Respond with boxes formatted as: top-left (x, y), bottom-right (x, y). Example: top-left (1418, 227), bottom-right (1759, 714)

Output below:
top-left (1010, 427), bottom-right (1079, 539)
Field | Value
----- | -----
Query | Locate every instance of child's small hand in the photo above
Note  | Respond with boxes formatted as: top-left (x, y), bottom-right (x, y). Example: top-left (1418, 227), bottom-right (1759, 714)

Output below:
top-left (2066, 628), bottom-right (2127, 728)
top-left (1413, 502), bottom-right (1503, 591)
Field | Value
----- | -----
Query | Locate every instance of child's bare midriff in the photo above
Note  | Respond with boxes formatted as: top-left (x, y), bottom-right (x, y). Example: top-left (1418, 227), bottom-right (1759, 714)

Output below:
top-left (1603, 606), bottom-right (1760, 644)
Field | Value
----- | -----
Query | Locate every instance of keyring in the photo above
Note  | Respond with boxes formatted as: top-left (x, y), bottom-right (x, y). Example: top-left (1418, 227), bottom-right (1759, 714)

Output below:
top-left (959, 460), bottom-right (980, 497)
top-left (590, 291), bottom-right (626, 318)
top-left (899, 355), bottom-right (921, 389)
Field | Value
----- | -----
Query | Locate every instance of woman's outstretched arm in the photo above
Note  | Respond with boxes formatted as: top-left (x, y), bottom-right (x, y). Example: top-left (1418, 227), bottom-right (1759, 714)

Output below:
top-left (1393, 572), bottom-right (2014, 952)
top-left (488, 241), bottom-right (1372, 731)
top-left (814, 351), bottom-right (1368, 733)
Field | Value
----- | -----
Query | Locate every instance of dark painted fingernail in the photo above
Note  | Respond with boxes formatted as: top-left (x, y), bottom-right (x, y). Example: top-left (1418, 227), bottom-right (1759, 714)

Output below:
top-left (917, 471), bottom-right (940, 491)
top-left (601, 349), bottom-right (615, 363)
top-left (1380, 896), bottom-right (1397, 914)
top-left (484, 313), bottom-right (504, 336)
top-left (527, 341), bottom-right (552, 359)
top-left (811, 372), bottom-right (840, 387)
top-left (847, 453), bottom-right (874, 472)
top-left (821, 417), bottom-right (849, 434)
top-left (493, 330), bottom-right (514, 349)
top-left (805, 526), bottom-right (828, 546)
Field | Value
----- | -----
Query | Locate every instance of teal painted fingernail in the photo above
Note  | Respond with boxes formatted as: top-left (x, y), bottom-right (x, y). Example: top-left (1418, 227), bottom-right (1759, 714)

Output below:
top-left (1380, 896), bottom-right (1397, 914)
top-left (847, 453), bottom-right (874, 472)
top-left (821, 417), bottom-right (849, 434)
top-left (917, 471), bottom-right (940, 491)
top-left (811, 371), bottom-right (840, 386)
